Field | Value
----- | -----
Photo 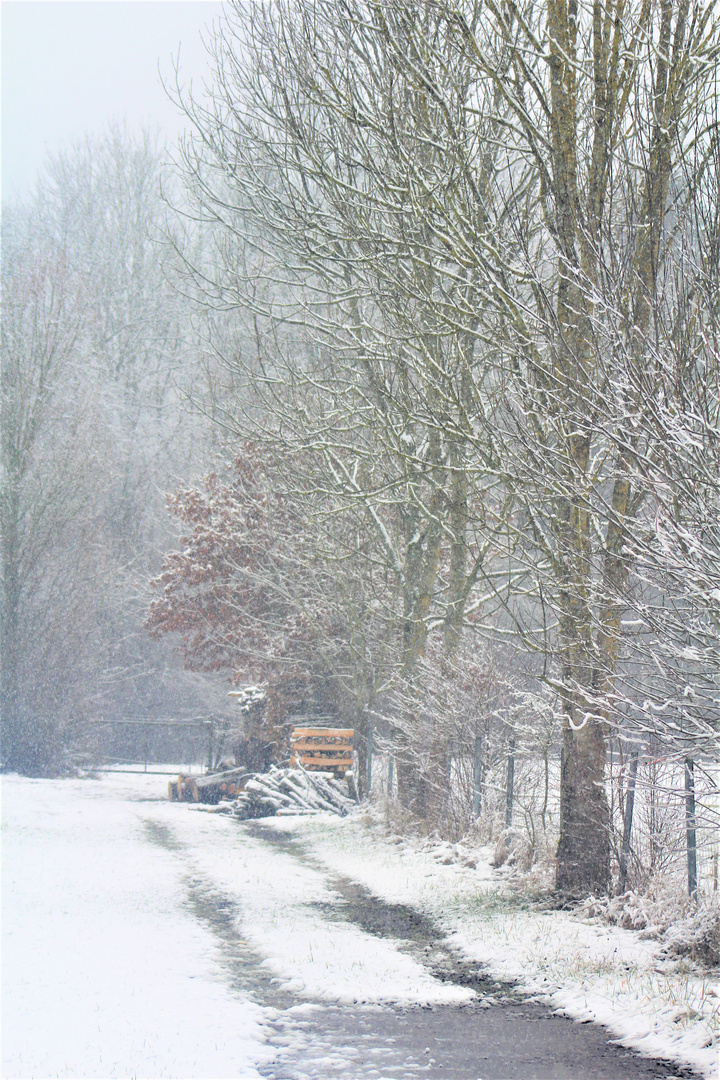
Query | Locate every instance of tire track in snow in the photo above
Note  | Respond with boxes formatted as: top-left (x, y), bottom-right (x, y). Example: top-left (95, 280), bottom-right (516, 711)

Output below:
top-left (244, 819), bottom-right (514, 1003)
top-left (141, 814), bottom-right (704, 1079)
top-left (140, 817), bottom-right (471, 1078)
top-left (237, 820), bottom-right (705, 1080)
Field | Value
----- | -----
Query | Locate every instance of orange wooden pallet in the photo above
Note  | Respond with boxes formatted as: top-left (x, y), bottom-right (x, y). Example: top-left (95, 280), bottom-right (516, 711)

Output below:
top-left (290, 727), bottom-right (354, 776)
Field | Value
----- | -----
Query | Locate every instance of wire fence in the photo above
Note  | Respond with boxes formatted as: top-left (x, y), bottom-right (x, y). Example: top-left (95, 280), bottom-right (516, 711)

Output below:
top-left (80, 717), bottom-right (214, 775)
top-left (366, 743), bottom-right (719, 899)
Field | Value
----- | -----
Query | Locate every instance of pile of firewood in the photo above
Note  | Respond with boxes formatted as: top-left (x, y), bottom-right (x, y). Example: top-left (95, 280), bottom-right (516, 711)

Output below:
top-left (199, 764), bottom-right (357, 819)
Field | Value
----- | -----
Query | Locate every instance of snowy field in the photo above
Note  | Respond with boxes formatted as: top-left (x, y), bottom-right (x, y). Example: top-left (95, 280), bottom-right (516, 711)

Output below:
top-left (2, 770), bottom-right (719, 1079)
top-left (1, 773), bottom-right (275, 1079)
top-left (2, 772), bottom-right (468, 1080)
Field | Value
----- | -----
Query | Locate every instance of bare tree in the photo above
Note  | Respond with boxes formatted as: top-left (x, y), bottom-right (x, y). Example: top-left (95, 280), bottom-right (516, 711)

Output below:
top-left (170, 0), bottom-right (514, 810)
top-left (168, 0), bottom-right (720, 895)
top-left (440, 0), bottom-right (720, 894)
top-left (0, 209), bottom-right (108, 772)
top-left (2, 130), bottom-right (219, 774)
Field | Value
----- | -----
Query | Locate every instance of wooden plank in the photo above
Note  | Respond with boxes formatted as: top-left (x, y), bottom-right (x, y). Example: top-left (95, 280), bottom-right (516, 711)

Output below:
top-left (291, 728), bottom-right (354, 740)
top-left (291, 739), bottom-right (353, 752)
top-left (291, 755), bottom-right (353, 769)
top-left (293, 748), bottom-right (353, 757)
top-left (295, 751), bottom-right (353, 761)
top-left (294, 752), bottom-right (354, 760)
top-left (289, 760), bottom-right (351, 768)
top-left (291, 731), bottom-right (353, 740)
top-left (291, 735), bottom-right (354, 745)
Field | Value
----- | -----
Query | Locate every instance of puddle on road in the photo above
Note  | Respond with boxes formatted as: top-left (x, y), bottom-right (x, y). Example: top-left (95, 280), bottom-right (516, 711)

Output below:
top-left (142, 816), bottom-right (702, 1080)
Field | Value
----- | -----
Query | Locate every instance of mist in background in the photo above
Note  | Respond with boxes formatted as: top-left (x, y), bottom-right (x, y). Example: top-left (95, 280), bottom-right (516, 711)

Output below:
top-left (2, 1), bottom-right (223, 201)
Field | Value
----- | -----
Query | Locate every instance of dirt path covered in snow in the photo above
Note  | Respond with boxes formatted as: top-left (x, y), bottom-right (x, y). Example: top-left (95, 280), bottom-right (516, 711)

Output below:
top-left (2, 773), bottom-right (712, 1080)
top-left (196, 819), bottom-right (704, 1080)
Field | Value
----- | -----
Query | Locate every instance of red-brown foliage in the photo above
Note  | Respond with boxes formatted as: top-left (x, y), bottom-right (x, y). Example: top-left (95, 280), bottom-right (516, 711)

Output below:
top-left (146, 444), bottom-right (318, 686)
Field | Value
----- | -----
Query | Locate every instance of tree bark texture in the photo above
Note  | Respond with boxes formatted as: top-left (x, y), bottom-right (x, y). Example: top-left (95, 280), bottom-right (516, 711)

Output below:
top-left (541, 0), bottom-right (697, 894)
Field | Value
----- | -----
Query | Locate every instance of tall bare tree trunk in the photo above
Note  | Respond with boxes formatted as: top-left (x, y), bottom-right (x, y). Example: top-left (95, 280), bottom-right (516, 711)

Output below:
top-left (1, 520), bottom-right (22, 769)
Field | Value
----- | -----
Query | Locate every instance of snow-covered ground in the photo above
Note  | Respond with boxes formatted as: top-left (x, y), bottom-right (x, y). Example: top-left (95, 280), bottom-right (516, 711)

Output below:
top-left (2, 772), bottom-right (468, 1080)
top-left (267, 811), bottom-right (720, 1080)
top-left (1, 773), bottom-right (275, 1079)
top-left (3, 770), bottom-right (719, 1079)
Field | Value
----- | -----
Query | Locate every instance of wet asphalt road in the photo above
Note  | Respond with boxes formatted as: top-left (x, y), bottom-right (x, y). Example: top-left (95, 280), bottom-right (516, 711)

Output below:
top-left (145, 818), bottom-right (705, 1080)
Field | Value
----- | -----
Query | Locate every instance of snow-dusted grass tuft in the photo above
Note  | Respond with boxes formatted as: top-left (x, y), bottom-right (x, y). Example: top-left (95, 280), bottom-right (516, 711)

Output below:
top-left (270, 810), bottom-right (720, 1080)
top-left (584, 890), bottom-right (720, 969)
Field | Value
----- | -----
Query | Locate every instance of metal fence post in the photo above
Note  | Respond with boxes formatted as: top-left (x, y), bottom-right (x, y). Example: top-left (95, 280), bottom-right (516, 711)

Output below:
top-left (618, 747), bottom-right (639, 893)
top-left (366, 724), bottom-right (374, 794)
top-left (685, 757), bottom-right (698, 899)
top-left (206, 719), bottom-right (214, 772)
top-left (505, 734), bottom-right (515, 829)
top-left (473, 735), bottom-right (482, 818)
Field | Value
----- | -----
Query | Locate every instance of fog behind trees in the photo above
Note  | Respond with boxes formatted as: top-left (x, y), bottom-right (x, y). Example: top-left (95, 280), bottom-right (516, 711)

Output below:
top-left (3, 0), bottom-right (720, 900)
top-left (1, 127), bottom-right (234, 775)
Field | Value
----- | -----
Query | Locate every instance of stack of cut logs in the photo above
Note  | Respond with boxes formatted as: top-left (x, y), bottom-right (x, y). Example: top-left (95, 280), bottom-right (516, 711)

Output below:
top-left (169, 767), bottom-right (245, 804)
top-left (170, 764), bottom-right (357, 819)
top-left (233, 765), bottom-right (357, 818)
top-left (170, 725), bottom-right (358, 819)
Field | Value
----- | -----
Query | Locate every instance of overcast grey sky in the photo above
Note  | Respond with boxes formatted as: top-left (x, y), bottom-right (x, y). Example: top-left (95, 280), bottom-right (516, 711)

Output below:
top-left (2, 1), bottom-right (224, 202)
